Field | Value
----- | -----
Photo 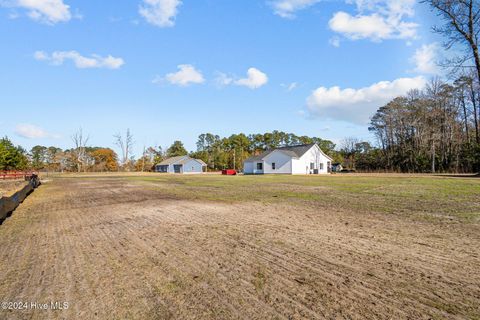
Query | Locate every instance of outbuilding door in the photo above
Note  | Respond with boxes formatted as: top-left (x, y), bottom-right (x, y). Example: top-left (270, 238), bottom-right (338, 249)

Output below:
top-left (173, 164), bottom-right (182, 173)
top-left (156, 165), bottom-right (168, 173)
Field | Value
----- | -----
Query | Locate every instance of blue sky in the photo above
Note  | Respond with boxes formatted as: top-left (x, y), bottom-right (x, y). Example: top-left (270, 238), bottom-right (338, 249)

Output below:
top-left (0, 0), bottom-right (443, 156)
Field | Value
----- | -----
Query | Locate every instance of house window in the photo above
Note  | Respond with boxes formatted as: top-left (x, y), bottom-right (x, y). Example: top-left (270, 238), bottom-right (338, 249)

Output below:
top-left (320, 163), bottom-right (324, 170)
top-left (272, 162), bottom-right (276, 170)
top-left (256, 163), bottom-right (263, 170)
top-left (310, 162), bottom-right (314, 170)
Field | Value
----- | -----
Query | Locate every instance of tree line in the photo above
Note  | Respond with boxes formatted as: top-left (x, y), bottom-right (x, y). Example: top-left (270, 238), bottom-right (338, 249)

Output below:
top-left (0, 131), bottom-right (339, 172)
top-left (0, 124), bottom-right (478, 173)
top-left (363, 0), bottom-right (480, 173)
top-left (0, 138), bottom-right (120, 173)
top-left (368, 78), bottom-right (480, 173)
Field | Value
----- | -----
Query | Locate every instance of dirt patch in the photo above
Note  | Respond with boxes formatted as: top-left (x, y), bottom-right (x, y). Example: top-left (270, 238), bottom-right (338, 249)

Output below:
top-left (0, 180), bottom-right (28, 198)
top-left (0, 176), bottom-right (479, 319)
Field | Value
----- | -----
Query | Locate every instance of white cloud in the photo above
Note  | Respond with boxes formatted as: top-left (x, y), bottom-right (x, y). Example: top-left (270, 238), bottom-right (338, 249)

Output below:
top-left (156, 64), bottom-right (205, 86)
top-left (270, 0), bottom-right (320, 18)
top-left (14, 124), bottom-right (58, 139)
top-left (1, 0), bottom-right (72, 24)
top-left (329, 0), bottom-right (418, 41)
top-left (34, 50), bottom-right (124, 69)
top-left (287, 82), bottom-right (297, 91)
top-left (411, 43), bottom-right (439, 75)
top-left (139, 0), bottom-right (181, 27)
top-left (33, 50), bottom-right (48, 60)
top-left (235, 68), bottom-right (268, 89)
top-left (215, 68), bottom-right (269, 90)
top-left (329, 12), bottom-right (392, 41)
top-left (214, 72), bottom-right (234, 87)
top-left (306, 76), bottom-right (426, 124)
top-left (329, 37), bottom-right (341, 47)
top-left (281, 82), bottom-right (298, 91)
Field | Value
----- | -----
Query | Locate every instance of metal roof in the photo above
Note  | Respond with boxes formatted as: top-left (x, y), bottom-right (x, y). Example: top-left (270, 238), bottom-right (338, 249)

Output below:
top-left (157, 156), bottom-right (207, 166)
top-left (194, 159), bottom-right (207, 166)
top-left (157, 156), bottom-right (189, 165)
top-left (177, 157), bottom-right (207, 166)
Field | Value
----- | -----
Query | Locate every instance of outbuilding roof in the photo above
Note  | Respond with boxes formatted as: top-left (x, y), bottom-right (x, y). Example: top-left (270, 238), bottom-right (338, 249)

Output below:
top-left (157, 156), bottom-right (207, 166)
top-left (177, 157), bottom-right (207, 166)
top-left (194, 159), bottom-right (207, 166)
top-left (157, 156), bottom-right (189, 166)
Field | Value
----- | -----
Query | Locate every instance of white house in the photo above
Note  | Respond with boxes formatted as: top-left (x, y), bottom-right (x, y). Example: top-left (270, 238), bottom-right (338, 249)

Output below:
top-left (243, 143), bottom-right (332, 175)
top-left (155, 156), bottom-right (207, 174)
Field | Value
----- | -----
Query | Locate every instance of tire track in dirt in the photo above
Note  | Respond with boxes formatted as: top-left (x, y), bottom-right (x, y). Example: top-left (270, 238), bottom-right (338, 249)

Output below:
top-left (128, 205), bottom-right (439, 319)
top-left (145, 201), bottom-right (479, 319)
top-left (103, 192), bottom-right (478, 318)
top-left (151, 206), bottom-right (409, 319)
top-left (105, 209), bottom-right (287, 320)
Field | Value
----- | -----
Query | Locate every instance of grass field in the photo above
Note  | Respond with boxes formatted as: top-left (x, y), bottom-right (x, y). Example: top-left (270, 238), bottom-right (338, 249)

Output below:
top-left (126, 173), bottom-right (480, 221)
top-left (0, 173), bottom-right (479, 319)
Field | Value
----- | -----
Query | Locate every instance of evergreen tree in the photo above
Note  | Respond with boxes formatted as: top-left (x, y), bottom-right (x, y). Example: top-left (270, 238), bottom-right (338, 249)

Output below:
top-left (0, 137), bottom-right (28, 170)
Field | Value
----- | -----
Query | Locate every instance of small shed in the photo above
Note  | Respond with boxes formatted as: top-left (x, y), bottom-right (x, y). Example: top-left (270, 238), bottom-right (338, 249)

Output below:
top-left (155, 156), bottom-right (206, 174)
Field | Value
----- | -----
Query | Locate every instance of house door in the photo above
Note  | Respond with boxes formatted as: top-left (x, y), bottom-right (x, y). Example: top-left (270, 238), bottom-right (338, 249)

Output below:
top-left (173, 164), bottom-right (182, 173)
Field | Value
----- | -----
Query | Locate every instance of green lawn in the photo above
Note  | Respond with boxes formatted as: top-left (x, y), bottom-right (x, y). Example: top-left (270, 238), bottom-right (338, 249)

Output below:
top-left (123, 174), bottom-right (480, 222)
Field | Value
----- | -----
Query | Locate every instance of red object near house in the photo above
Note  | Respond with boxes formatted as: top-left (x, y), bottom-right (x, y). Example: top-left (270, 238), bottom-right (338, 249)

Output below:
top-left (222, 169), bottom-right (237, 175)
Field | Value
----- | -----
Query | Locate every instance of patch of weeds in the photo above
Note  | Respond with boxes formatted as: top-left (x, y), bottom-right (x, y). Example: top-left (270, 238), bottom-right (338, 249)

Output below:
top-left (161, 278), bottom-right (185, 294)
top-left (252, 269), bottom-right (267, 292)
top-left (425, 300), bottom-right (461, 316)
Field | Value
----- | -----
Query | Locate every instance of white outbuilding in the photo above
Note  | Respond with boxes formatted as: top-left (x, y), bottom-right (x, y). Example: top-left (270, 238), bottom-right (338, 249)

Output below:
top-left (155, 156), bottom-right (206, 174)
top-left (243, 143), bottom-right (332, 175)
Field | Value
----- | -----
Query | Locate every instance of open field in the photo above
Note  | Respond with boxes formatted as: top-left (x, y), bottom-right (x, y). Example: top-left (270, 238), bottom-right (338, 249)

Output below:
top-left (0, 173), bottom-right (479, 319)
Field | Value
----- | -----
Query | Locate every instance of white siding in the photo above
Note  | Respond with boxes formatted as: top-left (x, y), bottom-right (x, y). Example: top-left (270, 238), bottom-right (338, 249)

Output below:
top-left (244, 161), bottom-right (254, 174)
top-left (156, 157), bottom-right (204, 174)
top-left (293, 145), bottom-right (331, 174)
top-left (262, 150), bottom-right (292, 174)
top-left (244, 161), bottom-right (265, 174)
top-left (243, 144), bottom-right (332, 175)
top-left (291, 158), bottom-right (308, 174)
top-left (182, 159), bottom-right (204, 174)
top-left (253, 161), bottom-right (264, 174)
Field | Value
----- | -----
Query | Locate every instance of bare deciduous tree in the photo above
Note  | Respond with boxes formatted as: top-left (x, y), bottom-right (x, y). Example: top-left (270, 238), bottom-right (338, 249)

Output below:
top-left (114, 129), bottom-right (134, 170)
top-left (340, 137), bottom-right (361, 170)
top-left (369, 78), bottom-right (480, 173)
top-left (71, 128), bottom-right (89, 173)
top-left (426, 0), bottom-right (480, 83)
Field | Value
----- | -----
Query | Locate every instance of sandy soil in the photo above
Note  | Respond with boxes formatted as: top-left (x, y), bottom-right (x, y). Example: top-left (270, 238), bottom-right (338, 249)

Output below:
top-left (0, 177), bottom-right (479, 319)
